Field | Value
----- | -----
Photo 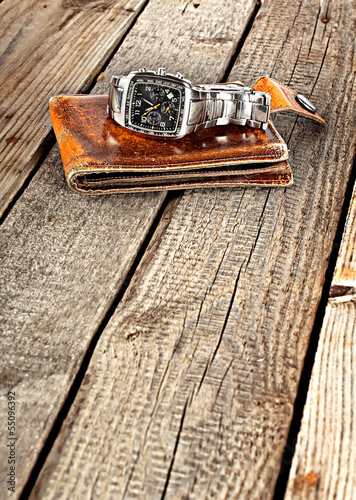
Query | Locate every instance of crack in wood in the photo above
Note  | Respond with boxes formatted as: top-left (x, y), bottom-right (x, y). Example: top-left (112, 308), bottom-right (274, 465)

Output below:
top-left (310, 33), bottom-right (331, 97)
top-left (209, 261), bottom-right (245, 368)
top-left (289, 33), bottom-right (304, 86)
top-left (308, 4), bottom-right (322, 56)
top-left (160, 398), bottom-right (189, 500)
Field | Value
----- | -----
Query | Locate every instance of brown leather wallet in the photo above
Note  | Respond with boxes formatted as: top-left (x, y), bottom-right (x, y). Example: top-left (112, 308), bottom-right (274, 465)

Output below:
top-left (49, 76), bottom-right (325, 194)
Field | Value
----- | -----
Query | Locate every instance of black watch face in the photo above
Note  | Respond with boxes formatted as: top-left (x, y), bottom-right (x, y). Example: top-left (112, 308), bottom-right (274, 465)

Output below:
top-left (126, 78), bottom-right (184, 136)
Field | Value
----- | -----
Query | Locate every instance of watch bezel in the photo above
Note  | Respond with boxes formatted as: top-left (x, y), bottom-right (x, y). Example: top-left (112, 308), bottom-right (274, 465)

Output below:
top-left (124, 75), bottom-right (186, 138)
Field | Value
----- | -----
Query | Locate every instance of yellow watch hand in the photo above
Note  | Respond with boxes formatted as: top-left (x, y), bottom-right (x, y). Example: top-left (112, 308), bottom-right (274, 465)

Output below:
top-left (164, 106), bottom-right (169, 114)
top-left (141, 103), bottom-right (160, 117)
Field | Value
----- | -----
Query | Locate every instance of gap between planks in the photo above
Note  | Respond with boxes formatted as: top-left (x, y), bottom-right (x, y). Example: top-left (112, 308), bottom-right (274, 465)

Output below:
top-left (273, 154), bottom-right (356, 499)
top-left (18, 190), bottom-right (183, 500)
top-left (284, 152), bottom-right (356, 500)
top-left (0, 0), bottom-right (148, 219)
top-left (0, 0), bottom-right (151, 227)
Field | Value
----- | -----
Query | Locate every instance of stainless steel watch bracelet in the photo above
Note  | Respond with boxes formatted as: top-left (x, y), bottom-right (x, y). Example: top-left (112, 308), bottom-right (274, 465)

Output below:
top-left (187, 84), bottom-right (271, 131)
top-left (108, 69), bottom-right (272, 138)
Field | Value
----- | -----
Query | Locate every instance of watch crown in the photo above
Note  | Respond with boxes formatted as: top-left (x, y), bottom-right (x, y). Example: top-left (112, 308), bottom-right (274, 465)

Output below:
top-left (157, 67), bottom-right (166, 76)
top-left (138, 67), bottom-right (147, 72)
top-left (175, 72), bottom-right (184, 79)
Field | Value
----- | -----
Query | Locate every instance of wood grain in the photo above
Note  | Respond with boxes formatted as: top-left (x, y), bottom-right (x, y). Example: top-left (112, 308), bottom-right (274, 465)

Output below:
top-left (332, 183), bottom-right (356, 288)
top-left (93, 0), bottom-right (256, 88)
top-left (285, 182), bottom-right (356, 499)
top-left (0, 0), bottom-right (256, 496)
top-left (0, 0), bottom-right (146, 217)
top-left (29, 0), bottom-right (356, 499)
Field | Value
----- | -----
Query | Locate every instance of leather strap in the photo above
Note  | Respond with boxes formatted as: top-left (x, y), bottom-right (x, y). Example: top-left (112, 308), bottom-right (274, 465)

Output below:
top-left (252, 76), bottom-right (326, 125)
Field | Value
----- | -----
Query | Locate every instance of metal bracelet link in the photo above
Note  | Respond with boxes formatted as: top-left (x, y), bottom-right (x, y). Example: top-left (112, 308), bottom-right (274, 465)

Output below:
top-left (188, 84), bottom-right (271, 131)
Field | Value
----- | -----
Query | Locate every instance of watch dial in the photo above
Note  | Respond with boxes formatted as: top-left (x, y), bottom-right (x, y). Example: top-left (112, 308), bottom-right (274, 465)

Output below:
top-left (129, 82), bottom-right (182, 133)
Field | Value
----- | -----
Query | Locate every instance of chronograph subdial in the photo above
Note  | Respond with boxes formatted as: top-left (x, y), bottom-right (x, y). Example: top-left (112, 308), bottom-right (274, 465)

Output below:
top-left (150, 87), bottom-right (166, 103)
top-left (146, 111), bottom-right (161, 126)
top-left (160, 101), bottom-right (176, 115)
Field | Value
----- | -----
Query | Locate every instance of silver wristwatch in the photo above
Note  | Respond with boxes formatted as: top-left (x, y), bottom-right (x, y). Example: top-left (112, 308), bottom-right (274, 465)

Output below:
top-left (108, 68), bottom-right (271, 139)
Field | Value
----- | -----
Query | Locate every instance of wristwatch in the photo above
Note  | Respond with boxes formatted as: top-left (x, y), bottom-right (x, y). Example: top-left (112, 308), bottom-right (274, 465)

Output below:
top-left (108, 68), bottom-right (271, 139)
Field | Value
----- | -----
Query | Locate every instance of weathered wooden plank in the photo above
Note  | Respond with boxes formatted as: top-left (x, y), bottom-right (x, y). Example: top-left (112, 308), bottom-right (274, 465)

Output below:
top-left (0, 0), bottom-right (147, 218)
top-left (0, 149), bottom-right (166, 498)
top-left (332, 183), bottom-right (356, 288)
top-left (94, 0), bottom-right (256, 86)
top-left (29, 0), bottom-right (356, 499)
top-left (285, 297), bottom-right (356, 500)
top-left (0, 0), bottom-right (256, 497)
top-left (285, 182), bottom-right (356, 500)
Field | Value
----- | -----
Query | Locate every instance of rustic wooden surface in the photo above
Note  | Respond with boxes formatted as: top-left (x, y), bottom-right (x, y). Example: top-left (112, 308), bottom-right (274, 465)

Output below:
top-left (285, 181), bottom-right (356, 500)
top-left (332, 183), bottom-right (356, 288)
top-left (1, 0), bottom-right (356, 498)
top-left (0, 0), bottom-right (146, 217)
top-left (0, 0), bottom-right (256, 497)
top-left (22, 0), bottom-right (356, 499)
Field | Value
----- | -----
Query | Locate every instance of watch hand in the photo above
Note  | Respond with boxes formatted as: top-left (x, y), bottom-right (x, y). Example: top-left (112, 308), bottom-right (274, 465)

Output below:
top-left (142, 98), bottom-right (154, 106)
top-left (164, 106), bottom-right (169, 114)
top-left (141, 103), bottom-right (160, 117)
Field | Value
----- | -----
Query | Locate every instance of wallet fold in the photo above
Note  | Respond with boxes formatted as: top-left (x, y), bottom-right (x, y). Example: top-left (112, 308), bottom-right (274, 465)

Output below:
top-left (50, 93), bottom-right (293, 194)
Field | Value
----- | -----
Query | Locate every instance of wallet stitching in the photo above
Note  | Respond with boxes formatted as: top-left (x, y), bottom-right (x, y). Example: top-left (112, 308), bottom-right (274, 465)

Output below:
top-left (73, 164), bottom-right (288, 182)
top-left (74, 173), bottom-right (293, 194)
top-left (67, 148), bottom-right (288, 173)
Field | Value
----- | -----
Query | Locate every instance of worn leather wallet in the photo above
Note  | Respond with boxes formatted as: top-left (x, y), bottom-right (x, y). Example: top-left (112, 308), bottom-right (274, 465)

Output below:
top-left (49, 77), bottom-right (325, 194)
